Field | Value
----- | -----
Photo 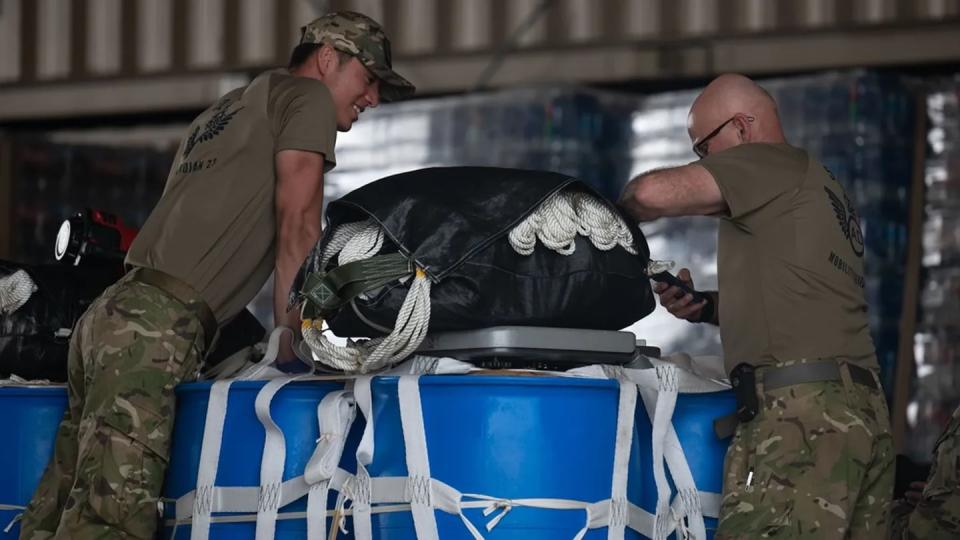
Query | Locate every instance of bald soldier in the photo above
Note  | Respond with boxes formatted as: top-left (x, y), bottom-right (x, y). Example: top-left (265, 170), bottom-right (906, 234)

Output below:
top-left (21, 11), bottom-right (413, 539)
top-left (619, 74), bottom-right (893, 538)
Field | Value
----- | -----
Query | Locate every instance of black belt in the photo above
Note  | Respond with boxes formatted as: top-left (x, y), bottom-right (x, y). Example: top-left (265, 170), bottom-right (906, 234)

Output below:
top-left (713, 360), bottom-right (880, 439)
top-left (764, 361), bottom-right (878, 391)
top-left (128, 267), bottom-right (218, 352)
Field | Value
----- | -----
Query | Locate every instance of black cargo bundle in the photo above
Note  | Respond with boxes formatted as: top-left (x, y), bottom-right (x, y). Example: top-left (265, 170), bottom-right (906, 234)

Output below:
top-left (1, 259), bottom-right (264, 381)
top-left (293, 167), bottom-right (655, 347)
top-left (0, 260), bottom-right (118, 381)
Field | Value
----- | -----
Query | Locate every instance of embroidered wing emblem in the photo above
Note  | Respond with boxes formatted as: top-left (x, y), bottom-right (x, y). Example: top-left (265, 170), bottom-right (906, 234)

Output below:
top-left (824, 185), bottom-right (849, 238)
top-left (182, 99), bottom-right (244, 159)
top-left (824, 185), bottom-right (864, 258)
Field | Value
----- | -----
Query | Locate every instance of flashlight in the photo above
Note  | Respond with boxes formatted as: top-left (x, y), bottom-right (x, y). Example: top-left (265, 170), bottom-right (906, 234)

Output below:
top-left (54, 209), bottom-right (138, 266)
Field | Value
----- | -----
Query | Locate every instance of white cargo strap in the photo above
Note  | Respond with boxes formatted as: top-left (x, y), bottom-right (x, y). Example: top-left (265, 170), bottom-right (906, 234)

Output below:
top-left (233, 327), bottom-right (308, 381)
top-left (2, 506), bottom-right (25, 534)
top-left (601, 360), bottom-right (727, 540)
top-left (169, 353), bottom-right (729, 540)
top-left (175, 474), bottom-right (343, 522)
top-left (638, 365), bottom-right (709, 539)
top-left (397, 375), bottom-right (441, 540)
top-left (351, 375), bottom-right (376, 540)
top-left (191, 379), bottom-right (233, 540)
top-left (608, 380), bottom-right (637, 540)
top-left (253, 374), bottom-right (312, 540)
top-left (651, 366), bottom-right (679, 539)
top-left (304, 390), bottom-right (356, 540)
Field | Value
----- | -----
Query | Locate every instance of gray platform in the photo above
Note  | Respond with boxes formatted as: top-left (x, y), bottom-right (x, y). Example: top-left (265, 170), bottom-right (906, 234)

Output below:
top-left (416, 326), bottom-right (660, 371)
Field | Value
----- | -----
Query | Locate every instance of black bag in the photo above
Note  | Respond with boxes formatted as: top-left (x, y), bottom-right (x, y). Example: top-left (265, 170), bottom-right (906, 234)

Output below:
top-left (293, 167), bottom-right (655, 337)
top-left (0, 259), bottom-right (120, 381)
top-left (1, 259), bottom-right (264, 382)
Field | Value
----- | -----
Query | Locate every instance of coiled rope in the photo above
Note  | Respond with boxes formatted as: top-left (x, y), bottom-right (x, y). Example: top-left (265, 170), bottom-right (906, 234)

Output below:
top-left (0, 270), bottom-right (37, 316)
top-left (508, 191), bottom-right (637, 256)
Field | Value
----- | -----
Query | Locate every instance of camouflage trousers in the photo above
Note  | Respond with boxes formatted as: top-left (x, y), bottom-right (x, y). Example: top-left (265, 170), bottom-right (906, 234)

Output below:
top-left (716, 362), bottom-right (894, 539)
top-left (889, 405), bottom-right (960, 539)
top-left (19, 273), bottom-right (209, 540)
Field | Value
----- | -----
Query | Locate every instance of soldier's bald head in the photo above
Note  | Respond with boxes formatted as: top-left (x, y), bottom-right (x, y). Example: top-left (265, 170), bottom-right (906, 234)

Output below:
top-left (688, 74), bottom-right (786, 154)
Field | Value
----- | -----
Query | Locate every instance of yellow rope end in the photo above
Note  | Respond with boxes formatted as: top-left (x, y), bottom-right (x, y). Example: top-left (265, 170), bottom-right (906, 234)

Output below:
top-left (302, 318), bottom-right (324, 331)
top-left (416, 267), bottom-right (426, 279)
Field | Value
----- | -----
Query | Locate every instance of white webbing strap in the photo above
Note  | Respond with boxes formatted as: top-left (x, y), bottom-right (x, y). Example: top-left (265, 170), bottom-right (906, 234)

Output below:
top-left (650, 366), bottom-right (678, 540)
top-left (176, 475), bottom-right (313, 519)
top-left (191, 379), bottom-right (233, 540)
top-left (611, 363), bottom-right (723, 540)
top-left (637, 365), bottom-right (708, 540)
top-left (2, 506), bottom-right (25, 534)
top-left (367, 477), bottom-right (483, 539)
top-left (170, 467), bottom-right (352, 522)
top-left (253, 375), bottom-right (310, 540)
top-left (608, 380), bottom-right (637, 540)
top-left (397, 375), bottom-right (441, 540)
top-left (304, 390), bottom-right (357, 540)
top-left (352, 376), bottom-right (376, 540)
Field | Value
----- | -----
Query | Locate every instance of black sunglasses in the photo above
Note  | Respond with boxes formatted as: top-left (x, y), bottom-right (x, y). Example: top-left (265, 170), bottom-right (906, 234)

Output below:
top-left (693, 115), bottom-right (754, 158)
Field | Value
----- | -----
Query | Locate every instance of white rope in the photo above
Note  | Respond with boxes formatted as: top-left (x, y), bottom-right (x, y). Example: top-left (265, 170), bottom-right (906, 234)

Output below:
top-left (302, 274), bottom-right (432, 374)
top-left (508, 191), bottom-right (637, 257)
top-left (339, 221), bottom-right (385, 266)
top-left (302, 219), bottom-right (432, 374)
top-left (320, 220), bottom-right (372, 269)
top-left (0, 269), bottom-right (37, 316)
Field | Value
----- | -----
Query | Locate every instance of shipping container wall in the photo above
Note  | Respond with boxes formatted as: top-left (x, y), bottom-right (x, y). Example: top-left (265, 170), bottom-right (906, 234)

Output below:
top-left (1, 0), bottom-right (959, 105)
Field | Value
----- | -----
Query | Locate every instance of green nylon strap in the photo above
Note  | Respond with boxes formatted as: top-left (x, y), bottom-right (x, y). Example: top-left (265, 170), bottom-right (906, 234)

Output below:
top-left (302, 252), bottom-right (413, 316)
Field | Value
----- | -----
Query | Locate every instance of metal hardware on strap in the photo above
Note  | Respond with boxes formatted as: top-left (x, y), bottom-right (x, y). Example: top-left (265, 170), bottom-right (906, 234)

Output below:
top-left (128, 266), bottom-right (218, 351)
top-left (714, 360), bottom-right (880, 438)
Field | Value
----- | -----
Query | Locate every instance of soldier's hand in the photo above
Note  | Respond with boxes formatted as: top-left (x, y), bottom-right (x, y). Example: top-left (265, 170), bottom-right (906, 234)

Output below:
top-left (653, 268), bottom-right (707, 322)
top-left (275, 325), bottom-right (301, 365)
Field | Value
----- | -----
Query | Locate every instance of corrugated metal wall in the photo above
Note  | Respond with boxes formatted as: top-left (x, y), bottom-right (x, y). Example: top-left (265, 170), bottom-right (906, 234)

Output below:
top-left (0, 0), bottom-right (959, 118)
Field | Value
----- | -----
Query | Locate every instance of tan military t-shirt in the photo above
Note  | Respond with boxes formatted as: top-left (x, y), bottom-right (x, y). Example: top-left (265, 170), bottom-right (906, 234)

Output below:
top-left (698, 143), bottom-right (877, 373)
top-left (127, 70), bottom-right (337, 324)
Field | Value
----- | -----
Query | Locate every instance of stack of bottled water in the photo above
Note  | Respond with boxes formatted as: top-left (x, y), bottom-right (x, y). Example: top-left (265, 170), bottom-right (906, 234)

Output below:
top-left (908, 78), bottom-right (960, 461)
top-left (328, 86), bottom-right (642, 202)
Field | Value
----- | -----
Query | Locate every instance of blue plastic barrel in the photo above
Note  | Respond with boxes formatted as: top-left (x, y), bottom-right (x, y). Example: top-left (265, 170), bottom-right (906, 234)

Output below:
top-left (635, 390), bottom-right (736, 539)
top-left (0, 385), bottom-right (68, 539)
top-left (363, 375), bottom-right (646, 539)
top-left (161, 380), bottom-right (359, 539)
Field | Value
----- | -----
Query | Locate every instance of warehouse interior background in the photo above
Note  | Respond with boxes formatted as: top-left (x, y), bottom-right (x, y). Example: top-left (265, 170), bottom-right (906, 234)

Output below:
top-left (1, 0), bottom-right (959, 462)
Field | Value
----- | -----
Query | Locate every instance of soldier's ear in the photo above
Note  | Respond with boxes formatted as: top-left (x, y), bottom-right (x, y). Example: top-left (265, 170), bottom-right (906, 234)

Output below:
top-left (315, 44), bottom-right (340, 77)
top-left (735, 114), bottom-right (753, 143)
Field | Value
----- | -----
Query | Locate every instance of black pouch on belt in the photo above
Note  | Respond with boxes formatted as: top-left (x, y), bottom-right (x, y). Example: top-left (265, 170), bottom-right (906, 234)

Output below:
top-left (730, 362), bottom-right (759, 423)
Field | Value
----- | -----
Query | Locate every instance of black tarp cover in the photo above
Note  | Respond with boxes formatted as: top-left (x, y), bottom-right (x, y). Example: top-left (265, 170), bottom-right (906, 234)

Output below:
top-left (295, 167), bottom-right (656, 336)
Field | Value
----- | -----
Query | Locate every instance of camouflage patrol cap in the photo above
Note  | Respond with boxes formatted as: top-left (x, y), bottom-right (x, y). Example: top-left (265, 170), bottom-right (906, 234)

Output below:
top-left (300, 11), bottom-right (415, 102)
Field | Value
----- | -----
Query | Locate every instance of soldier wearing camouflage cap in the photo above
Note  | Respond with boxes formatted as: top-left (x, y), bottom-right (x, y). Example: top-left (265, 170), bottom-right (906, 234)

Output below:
top-left (20, 10), bottom-right (411, 539)
top-left (299, 10), bottom-right (414, 103)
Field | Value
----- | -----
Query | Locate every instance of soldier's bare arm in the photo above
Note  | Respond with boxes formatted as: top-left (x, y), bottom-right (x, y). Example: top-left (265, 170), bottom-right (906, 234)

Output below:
top-left (274, 148), bottom-right (326, 360)
top-left (618, 164), bottom-right (727, 222)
